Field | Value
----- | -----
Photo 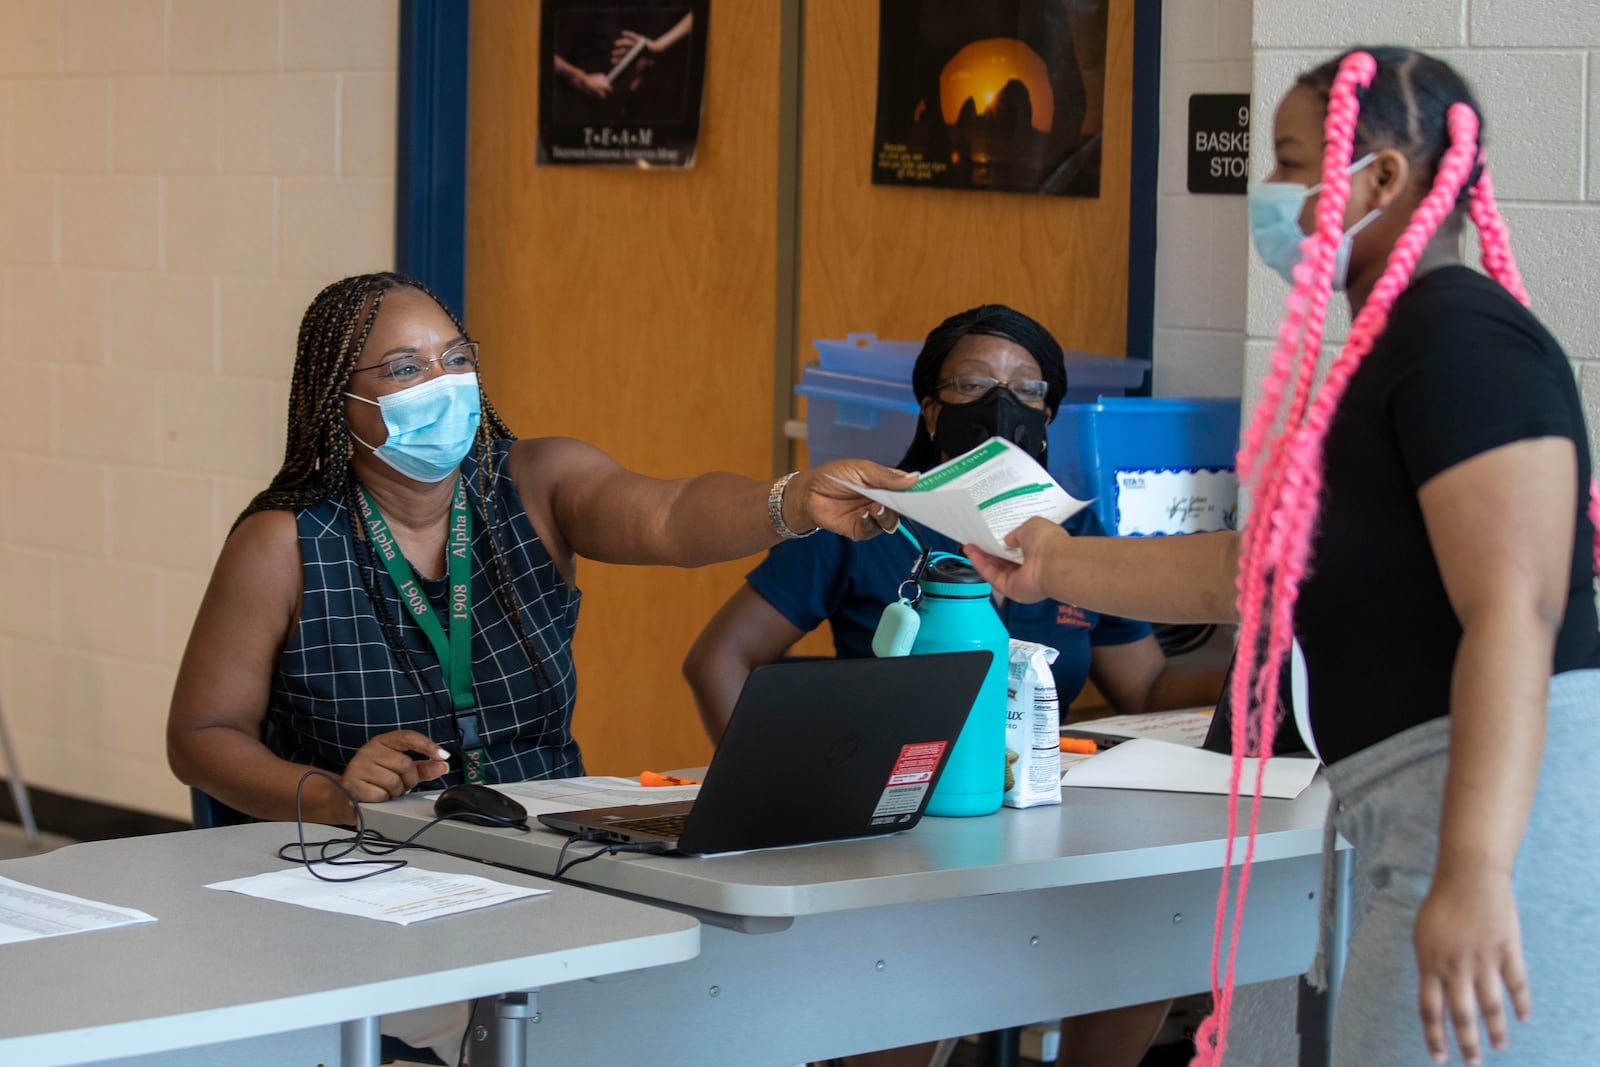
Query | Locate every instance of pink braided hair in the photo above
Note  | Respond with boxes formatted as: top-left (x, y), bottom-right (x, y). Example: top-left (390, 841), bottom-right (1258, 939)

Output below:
top-left (1190, 46), bottom-right (1600, 1062)
top-left (1190, 53), bottom-right (1376, 1066)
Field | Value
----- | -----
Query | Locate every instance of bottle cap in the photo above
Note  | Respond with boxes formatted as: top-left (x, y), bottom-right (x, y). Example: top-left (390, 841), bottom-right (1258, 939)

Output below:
top-left (920, 554), bottom-right (991, 597)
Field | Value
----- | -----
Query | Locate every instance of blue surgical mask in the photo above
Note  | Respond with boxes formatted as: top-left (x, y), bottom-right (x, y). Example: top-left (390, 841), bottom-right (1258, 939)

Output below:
top-left (1248, 153), bottom-right (1379, 291)
top-left (345, 372), bottom-right (482, 483)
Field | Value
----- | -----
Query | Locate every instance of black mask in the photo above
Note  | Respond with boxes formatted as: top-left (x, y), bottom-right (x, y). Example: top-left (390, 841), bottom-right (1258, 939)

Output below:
top-left (933, 387), bottom-right (1049, 463)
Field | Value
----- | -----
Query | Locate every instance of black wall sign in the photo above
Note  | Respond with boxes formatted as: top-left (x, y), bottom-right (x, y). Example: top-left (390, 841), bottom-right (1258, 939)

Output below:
top-left (1187, 93), bottom-right (1250, 195)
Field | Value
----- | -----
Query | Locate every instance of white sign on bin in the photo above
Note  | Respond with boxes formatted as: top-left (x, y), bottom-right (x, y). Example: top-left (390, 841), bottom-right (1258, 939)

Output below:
top-left (1114, 467), bottom-right (1238, 536)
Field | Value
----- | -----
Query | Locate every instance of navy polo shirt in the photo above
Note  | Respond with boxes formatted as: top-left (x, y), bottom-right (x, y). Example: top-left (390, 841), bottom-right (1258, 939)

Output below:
top-left (746, 510), bottom-right (1151, 703)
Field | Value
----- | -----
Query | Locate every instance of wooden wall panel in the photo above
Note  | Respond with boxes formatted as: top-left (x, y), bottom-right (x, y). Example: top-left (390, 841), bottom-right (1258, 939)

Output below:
top-left (796, 1), bottom-right (1134, 367)
top-left (464, 2), bottom-right (1138, 770)
top-left (466, 1), bottom-right (782, 774)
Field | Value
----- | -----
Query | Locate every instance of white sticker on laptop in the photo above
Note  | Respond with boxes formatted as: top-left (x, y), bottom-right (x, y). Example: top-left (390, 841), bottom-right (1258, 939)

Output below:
top-left (872, 741), bottom-right (948, 823)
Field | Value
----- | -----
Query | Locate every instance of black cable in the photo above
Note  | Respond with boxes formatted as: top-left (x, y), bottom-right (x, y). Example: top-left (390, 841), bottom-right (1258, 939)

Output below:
top-left (456, 996), bottom-right (481, 1067)
top-left (275, 770), bottom-right (529, 883)
top-left (550, 832), bottom-right (668, 881)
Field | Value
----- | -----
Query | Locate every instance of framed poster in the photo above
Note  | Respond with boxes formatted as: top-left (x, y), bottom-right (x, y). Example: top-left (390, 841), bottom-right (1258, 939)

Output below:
top-left (872, 0), bottom-right (1109, 197)
top-left (538, 0), bottom-right (710, 167)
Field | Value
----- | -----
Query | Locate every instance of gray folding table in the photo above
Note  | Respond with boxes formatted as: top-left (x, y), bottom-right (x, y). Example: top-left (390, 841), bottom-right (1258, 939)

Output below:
top-left (0, 822), bottom-right (699, 1067)
top-left (363, 777), bottom-right (1345, 1066)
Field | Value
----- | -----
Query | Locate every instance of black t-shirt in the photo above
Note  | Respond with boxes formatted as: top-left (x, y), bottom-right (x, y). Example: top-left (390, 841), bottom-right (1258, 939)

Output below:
top-left (1296, 266), bottom-right (1600, 765)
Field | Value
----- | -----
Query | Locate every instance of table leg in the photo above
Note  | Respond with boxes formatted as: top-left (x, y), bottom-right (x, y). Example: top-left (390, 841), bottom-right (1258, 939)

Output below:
top-left (977, 1026), bottom-right (1022, 1067)
top-left (341, 1016), bottom-right (381, 1067)
top-left (496, 991), bottom-right (540, 1067)
top-left (1296, 847), bottom-right (1352, 1067)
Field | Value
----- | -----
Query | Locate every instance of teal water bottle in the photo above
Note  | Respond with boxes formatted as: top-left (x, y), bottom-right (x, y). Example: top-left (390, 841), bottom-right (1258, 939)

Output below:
top-left (910, 555), bottom-right (1009, 817)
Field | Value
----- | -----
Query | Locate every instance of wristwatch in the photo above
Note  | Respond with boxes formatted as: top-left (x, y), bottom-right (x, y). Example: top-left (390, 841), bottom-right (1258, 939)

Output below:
top-left (768, 471), bottom-right (817, 539)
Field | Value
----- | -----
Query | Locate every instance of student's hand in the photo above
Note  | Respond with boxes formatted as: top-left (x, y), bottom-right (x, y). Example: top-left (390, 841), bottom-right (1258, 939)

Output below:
top-left (789, 461), bottom-right (916, 541)
top-left (965, 517), bottom-right (1070, 604)
top-left (1414, 869), bottom-right (1532, 1066)
top-left (340, 731), bottom-right (452, 805)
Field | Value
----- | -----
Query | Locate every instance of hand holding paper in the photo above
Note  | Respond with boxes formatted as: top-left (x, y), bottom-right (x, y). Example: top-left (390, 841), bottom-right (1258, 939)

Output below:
top-left (832, 438), bottom-right (1088, 562)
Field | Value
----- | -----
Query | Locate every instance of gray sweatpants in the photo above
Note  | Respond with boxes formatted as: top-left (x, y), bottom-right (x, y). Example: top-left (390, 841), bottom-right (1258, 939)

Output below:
top-left (1322, 669), bottom-right (1600, 1066)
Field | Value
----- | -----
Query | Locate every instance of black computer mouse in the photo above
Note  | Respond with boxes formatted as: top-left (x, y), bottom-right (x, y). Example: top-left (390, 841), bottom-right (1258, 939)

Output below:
top-left (433, 783), bottom-right (529, 827)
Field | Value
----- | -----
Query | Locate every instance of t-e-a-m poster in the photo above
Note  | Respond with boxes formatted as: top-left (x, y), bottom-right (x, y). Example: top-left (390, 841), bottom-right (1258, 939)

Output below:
top-left (872, 0), bottom-right (1109, 197)
top-left (538, 0), bottom-right (709, 168)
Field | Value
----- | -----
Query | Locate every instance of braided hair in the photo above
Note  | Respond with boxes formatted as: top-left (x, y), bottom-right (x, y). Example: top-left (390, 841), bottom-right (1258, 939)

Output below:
top-left (898, 304), bottom-right (1069, 471)
top-left (1194, 49), bottom-right (1600, 1066)
top-left (240, 272), bottom-right (555, 728)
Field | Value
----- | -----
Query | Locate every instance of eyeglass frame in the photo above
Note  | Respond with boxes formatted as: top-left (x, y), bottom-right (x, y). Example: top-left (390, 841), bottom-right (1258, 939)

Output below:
top-left (350, 340), bottom-right (480, 385)
top-left (934, 373), bottom-right (1051, 407)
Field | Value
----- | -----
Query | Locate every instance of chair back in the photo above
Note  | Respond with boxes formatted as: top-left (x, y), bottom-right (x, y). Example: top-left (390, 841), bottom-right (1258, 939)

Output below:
top-left (189, 789), bottom-right (253, 829)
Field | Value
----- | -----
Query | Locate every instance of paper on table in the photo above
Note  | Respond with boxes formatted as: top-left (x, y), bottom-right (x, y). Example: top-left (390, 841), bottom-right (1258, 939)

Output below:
top-left (1065, 708), bottom-right (1215, 748)
top-left (0, 875), bottom-right (156, 945)
top-left (497, 776), bottom-right (701, 818)
top-left (206, 865), bottom-right (549, 925)
top-left (1060, 738), bottom-right (1319, 799)
top-left (835, 437), bottom-right (1088, 562)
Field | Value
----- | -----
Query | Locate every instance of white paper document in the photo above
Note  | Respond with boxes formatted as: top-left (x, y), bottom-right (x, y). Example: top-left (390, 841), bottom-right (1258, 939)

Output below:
top-left (206, 865), bottom-right (549, 925)
top-left (1060, 738), bottom-right (1319, 799)
top-left (838, 437), bottom-right (1089, 562)
top-left (0, 875), bottom-right (156, 945)
top-left (494, 775), bottom-right (702, 817)
top-left (1064, 708), bottom-right (1216, 748)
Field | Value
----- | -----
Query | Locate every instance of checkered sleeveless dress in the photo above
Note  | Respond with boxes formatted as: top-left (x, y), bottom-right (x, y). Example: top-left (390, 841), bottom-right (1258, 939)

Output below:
top-left (263, 440), bottom-right (584, 786)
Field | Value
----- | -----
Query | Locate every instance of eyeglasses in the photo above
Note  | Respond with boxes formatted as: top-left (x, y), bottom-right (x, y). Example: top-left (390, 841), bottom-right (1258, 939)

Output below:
top-left (936, 374), bottom-right (1050, 407)
top-left (352, 341), bottom-right (479, 386)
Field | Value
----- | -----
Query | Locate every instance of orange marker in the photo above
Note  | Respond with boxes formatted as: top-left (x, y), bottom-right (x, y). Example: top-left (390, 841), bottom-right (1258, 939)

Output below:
top-left (640, 770), bottom-right (703, 787)
top-left (1059, 737), bottom-right (1099, 756)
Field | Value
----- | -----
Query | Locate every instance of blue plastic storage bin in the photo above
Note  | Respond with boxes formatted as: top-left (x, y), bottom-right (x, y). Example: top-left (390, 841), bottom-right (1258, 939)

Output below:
top-left (811, 332), bottom-right (922, 377)
top-left (796, 368), bottom-right (924, 468)
top-left (799, 333), bottom-right (1152, 469)
top-left (1050, 397), bottom-right (1243, 537)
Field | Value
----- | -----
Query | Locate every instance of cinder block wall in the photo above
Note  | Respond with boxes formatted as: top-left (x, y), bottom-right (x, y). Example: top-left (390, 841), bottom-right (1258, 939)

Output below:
top-left (1152, 0), bottom-right (1254, 398)
top-left (0, 0), bottom-right (397, 820)
top-left (1246, 0), bottom-right (1600, 439)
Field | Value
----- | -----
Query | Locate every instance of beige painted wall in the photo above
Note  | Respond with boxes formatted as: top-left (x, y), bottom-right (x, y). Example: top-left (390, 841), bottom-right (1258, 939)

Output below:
top-left (1243, 1), bottom-right (1600, 436)
top-left (0, 0), bottom-right (397, 820)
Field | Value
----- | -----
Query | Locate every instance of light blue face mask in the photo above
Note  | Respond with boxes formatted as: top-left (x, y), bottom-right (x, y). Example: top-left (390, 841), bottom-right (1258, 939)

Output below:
top-left (1248, 153), bottom-right (1379, 290)
top-left (345, 372), bottom-right (482, 483)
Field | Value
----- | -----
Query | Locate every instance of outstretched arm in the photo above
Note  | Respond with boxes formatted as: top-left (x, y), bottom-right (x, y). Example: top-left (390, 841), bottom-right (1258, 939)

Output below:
top-left (968, 519), bottom-right (1240, 624)
top-left (510, 437), bottom-right (913, 574)
top-left (553, 53), bottom-right (611, 98)
top-left (612, 13), bottom-right (694, 63)
top-left (1412, 436), bottom-right (1574, 1066)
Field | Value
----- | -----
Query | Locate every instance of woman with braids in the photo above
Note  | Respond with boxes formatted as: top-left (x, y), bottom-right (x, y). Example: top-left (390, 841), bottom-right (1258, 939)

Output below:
top-left (967, 48), bottom-right (1600, 1066)
top-left (167, 271), bottom-right (914, 828)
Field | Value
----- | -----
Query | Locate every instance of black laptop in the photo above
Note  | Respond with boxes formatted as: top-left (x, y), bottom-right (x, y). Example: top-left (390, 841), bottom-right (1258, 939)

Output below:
top-left (537, 650), bottom-right (992, 855)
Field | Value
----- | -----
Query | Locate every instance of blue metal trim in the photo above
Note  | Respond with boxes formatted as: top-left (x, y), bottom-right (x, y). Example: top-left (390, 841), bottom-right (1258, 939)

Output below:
top-left (1124, 0), bottom-right (1161, 395)
top-left (396, 0), bottom-right (470, 320)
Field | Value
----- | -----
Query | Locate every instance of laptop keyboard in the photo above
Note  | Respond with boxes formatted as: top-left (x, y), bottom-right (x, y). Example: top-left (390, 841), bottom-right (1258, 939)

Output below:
top-left (608, 813), bottom-right (688, 838)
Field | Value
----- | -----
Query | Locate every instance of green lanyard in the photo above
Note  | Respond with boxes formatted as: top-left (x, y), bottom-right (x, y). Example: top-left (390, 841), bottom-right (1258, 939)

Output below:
top-left (357, 479), bottom-right (486, 784)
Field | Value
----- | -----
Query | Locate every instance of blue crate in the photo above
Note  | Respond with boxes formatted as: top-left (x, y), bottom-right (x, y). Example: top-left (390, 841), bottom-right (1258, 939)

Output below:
top-left (811, 333), bottom-right (922, 378)
top-left (1050, 397), bottom-right (1243, 537)
top-left (796, 367), bottom-right (923, 468)
top-left (799, 333), bottom-right (1152, 468)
